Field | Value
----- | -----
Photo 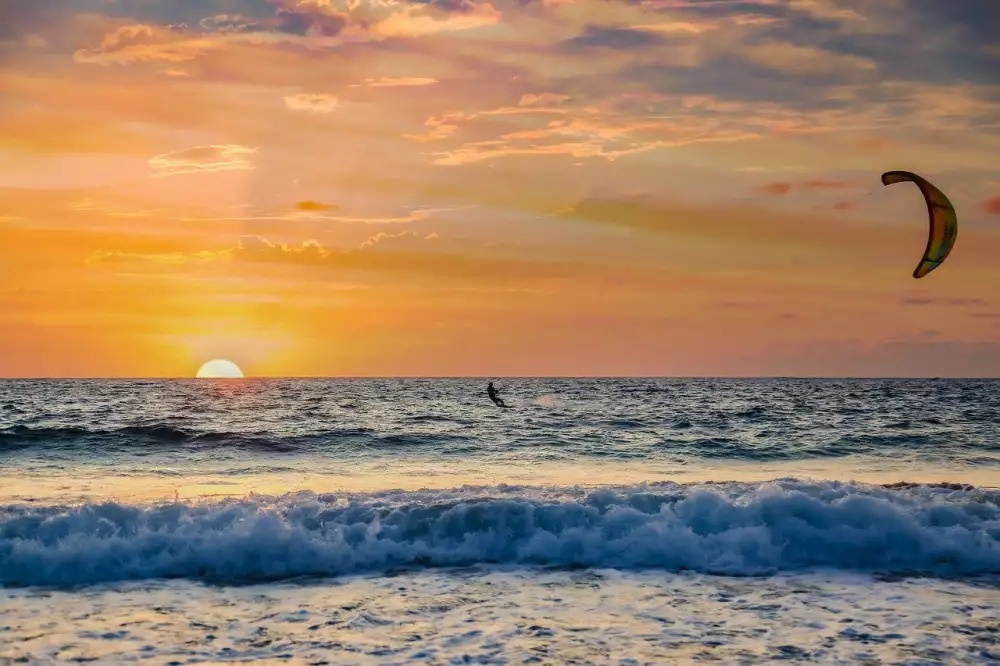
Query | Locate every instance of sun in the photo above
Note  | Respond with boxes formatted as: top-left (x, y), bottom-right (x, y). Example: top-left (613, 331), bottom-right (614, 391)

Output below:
top-left (196, 359), bottom-right (245, 379)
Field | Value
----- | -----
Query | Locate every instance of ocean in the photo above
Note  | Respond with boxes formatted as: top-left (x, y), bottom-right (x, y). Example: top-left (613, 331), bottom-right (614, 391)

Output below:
top-left (1, 378), bottom-right (999, 664)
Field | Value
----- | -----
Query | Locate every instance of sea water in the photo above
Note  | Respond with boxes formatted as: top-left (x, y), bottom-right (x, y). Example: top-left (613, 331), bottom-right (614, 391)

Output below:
top-left (1, 379), bottom-right (999, 663)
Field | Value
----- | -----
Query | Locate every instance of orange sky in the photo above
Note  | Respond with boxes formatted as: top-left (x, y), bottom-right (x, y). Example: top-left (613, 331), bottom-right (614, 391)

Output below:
top-left (1, 0), bottom-right (999, 377)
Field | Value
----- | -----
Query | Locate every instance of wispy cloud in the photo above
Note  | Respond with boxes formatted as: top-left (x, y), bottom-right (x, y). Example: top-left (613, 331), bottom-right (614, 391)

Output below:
top-left (188, 206), bottom-right (454, 225)
top-left (756, 182), bottom-right (791, 196)
top-left (368, 3), bottom-right (501, 37)
top-left (295, 200), bottom-right (340, 212)
top-left (148, 145), bottom-right (257, 177)
top-left (754, 179), bottom-right (859, 195)
top-left (409, 97), bottom-right (761, 165)
top-left (89, 233), bottom-right (577, 282)
top-left (744, 42), bottom-right (877, 75)
top-left (519, 93), bottom-right (571, 106)
top-left (359, 230), bottom-right (421, 248)
top-left (284, 93), bottom-right (339, 113)
top-left (630, 21), bottom-right (718, 34)
top-left (353, 76), bottom-right (439, 87)
top-left (900, 297), bottom-right (989, 307)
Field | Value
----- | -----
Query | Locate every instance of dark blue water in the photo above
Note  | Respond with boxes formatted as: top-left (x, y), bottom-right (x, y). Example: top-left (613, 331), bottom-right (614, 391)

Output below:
top-left (2, 378), bottom-right (1000, 589)
top-left (1, 378), bottom-right (998, 474)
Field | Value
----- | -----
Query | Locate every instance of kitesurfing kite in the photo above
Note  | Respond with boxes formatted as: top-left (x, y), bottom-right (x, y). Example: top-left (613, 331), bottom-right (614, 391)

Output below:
top-left (881, 170), bottom-right (958, 279)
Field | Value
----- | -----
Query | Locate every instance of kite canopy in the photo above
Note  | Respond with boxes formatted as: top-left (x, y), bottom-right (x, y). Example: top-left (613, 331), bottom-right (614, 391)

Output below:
top-left (881, 170), bottom-right (958, 279)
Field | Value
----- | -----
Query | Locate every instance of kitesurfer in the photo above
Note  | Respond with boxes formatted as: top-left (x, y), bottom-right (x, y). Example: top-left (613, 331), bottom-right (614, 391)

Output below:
top-left (487, 381), bottom-right (507, 408)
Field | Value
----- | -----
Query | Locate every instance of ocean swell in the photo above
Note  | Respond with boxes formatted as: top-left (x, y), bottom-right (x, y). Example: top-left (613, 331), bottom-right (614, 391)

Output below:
top-left (2, 481), bottom-right (999, 588)
top-left (0, 424), bottom-right (476, 454)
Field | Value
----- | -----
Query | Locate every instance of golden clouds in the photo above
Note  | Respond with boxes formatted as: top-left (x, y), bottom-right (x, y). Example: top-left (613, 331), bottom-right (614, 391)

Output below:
top-left (754, 180), bottom-right (858, 196)
top-left (4, 0), bottom-right (1000, 375)
top-left (519, 93), bottom-right (571, 106)
top-left (87, 232), bottom-right (578, 283)
top-left (73, 24), bottom-right (217, 64)
top-left (148, 145), bottom-right (257, 177)
top-left (413, 97), bottom-right (761, 165)
top-left (71, 0), bottom-right (503, 70)
top-left (295, 200), bottom-right (341, 212)
top-left (355, 76), bottom-right (439, 87)
top-left (369, 2), bottom-right (501, 37)
top-left (284, 93), bottom-right (339, 113)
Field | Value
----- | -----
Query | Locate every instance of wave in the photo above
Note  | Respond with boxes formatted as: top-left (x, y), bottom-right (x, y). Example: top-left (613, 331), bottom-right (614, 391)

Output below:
top-left (2, 480), bottom-right (999, 588)
top-left (4, 423), bottom-right (958, 462)
top-left (0, 424), bottom-right (472, 453)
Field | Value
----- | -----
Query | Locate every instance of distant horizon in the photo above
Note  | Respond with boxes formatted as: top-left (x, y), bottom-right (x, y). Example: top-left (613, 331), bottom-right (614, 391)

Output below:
top-left (2, 375), bottom-right (998, 381)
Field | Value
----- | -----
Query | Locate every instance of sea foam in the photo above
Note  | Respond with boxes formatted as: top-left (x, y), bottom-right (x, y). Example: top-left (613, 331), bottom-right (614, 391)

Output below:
top-left (2, 480), bottom-right (999, 587)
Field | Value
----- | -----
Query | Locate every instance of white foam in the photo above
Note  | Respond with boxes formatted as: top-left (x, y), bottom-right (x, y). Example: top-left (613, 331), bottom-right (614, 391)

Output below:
top-left (1, 480), bottom-right (999, 587)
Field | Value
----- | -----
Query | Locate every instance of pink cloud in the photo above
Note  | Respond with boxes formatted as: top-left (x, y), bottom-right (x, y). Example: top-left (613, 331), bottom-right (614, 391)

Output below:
top-left (756, 182), bottom-right (792, 195)
top-left (755, 180), bottom-right (857, 197)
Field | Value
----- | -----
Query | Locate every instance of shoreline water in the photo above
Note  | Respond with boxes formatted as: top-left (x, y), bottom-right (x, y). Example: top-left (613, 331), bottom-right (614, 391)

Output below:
top-left (4, 569), bottom-right (999, 664)
top-left (2, 467), bottom-right (998, 507)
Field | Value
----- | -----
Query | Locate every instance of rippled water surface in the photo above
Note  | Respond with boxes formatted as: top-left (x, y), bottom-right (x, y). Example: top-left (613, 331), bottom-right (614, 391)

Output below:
top-left (2, 378), bottom-right (999, 495)
top-left (2, 379), bottom-right (999, 664)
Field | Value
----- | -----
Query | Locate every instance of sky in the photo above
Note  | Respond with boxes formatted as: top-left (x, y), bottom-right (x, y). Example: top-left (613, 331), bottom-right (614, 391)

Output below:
top-left (0, 0), bottom-right (998, 378)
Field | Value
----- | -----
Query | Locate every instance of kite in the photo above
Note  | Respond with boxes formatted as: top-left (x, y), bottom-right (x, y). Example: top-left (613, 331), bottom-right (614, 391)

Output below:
top-left (881, 170), bottom-right (958, 279)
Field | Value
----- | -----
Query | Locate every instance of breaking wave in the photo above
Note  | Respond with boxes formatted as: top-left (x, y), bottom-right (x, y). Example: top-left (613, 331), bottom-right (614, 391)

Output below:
top-left (2, 480), bottom-right (999, 588)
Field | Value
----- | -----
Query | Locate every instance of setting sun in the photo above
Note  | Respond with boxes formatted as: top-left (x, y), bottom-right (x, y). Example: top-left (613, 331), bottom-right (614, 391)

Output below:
top-left (195, 359), bottom-right (244, 379)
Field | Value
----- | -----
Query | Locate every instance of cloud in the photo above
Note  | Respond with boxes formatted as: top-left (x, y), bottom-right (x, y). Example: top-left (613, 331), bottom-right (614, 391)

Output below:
top-left (402, 112), bottom-right (469, 142)
top-left (87, 248), bottom-right (228, 266)
top-left (756, 182), bottom-right (792, 195)
top-left (354, 76), bottom-right (439, 87)
top-left (215, 205), bottom-right (451, 225)
top-left (196, 13), bottom-right (259, 32)
top-left (359, 230), bottom-right (420, 248)
top-left (519, 93), bottom-right (571, 106)
top-left (73, 24), bottom-right (217, 64)
top-left (365, 1), bottom-right (501, 37)
top-left (630, 21), bottom-right (718, 34)
top-left (414, 98), bottom-right (761, 165)
top-left (743, 41), bottom-right (877, 75)
top-left (89, 233), bottom-right (576, 282)
top-left (295, 200), bottom-right (341, 212)
top-left (984, 196), bottom-right (1000, 216)
top-left (561, 25), bottom-right (669, 51)
top-left (71, 0), bottom-right (502, 68)
top-left (831, 201), bottom-right (855, 211)
top-left (900, 296), bottom-right (989, 307)
top-left (754, 179), bottom-right (857, 195)
top-left (284, 93), bottom-right (339, 113)
top-left (148, 145), bottom-right (257, 177)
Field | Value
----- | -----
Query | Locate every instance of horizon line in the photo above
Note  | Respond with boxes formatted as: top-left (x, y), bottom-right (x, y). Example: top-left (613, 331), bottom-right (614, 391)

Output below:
top-left (0, 375), bottom-right (996, 381)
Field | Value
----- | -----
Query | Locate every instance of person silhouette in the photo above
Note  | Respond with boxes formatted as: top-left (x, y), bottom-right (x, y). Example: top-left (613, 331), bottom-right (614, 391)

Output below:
top-left (487, 381), bottom-right (507, 408)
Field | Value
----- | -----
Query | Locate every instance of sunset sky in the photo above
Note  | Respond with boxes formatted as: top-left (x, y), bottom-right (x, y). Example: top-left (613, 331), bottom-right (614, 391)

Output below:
top-left (1, 0), bottom-right (998, 377)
